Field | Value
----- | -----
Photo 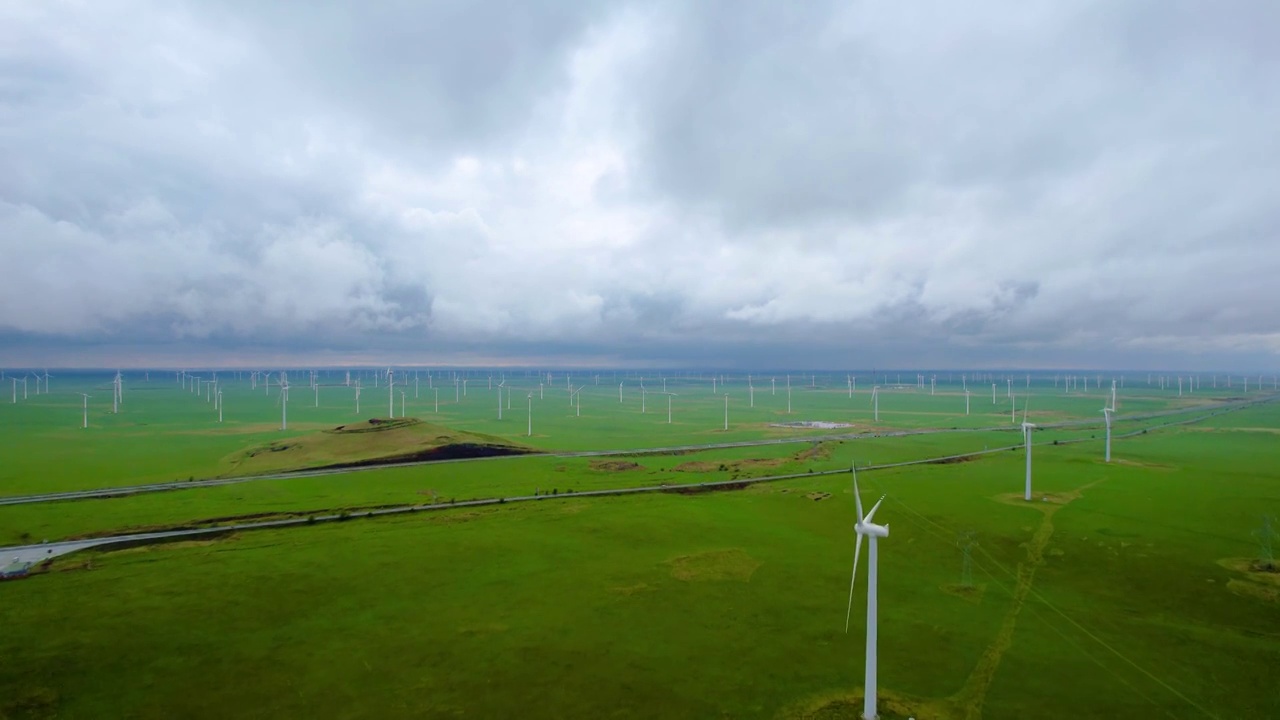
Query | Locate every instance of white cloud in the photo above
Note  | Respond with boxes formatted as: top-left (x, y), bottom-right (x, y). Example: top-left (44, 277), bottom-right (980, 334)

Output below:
top-left (2, 0), bottom-right (1278, 368)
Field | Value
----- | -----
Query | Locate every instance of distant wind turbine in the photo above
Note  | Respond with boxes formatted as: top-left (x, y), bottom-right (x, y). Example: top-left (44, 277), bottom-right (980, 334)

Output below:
top-left (279, 379), bottom-right (290, 431)
top-left (1102, 407), bottom-right (1113, 463)
top-left (78, 393), bottom-right (91, 428)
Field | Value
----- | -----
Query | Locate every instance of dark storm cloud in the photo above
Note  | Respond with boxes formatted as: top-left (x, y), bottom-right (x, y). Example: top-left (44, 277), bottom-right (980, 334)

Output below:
top-left (1, 1), bottom-right (1278, 369)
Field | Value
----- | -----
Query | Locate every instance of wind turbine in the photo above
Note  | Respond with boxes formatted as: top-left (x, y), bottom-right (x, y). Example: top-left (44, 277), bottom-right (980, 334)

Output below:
top-left (1021, 400), bottom-right (1036, 501)
top-left (279, 378), bottom-right (290, 430)
top-left (218, 390), bottom-right (223, 423)
top-left (354, 383), bottom-right (362, 415)
top-left (388, 368), bottom-right (395, 418)
top-left (723, 393), bottom-right (729, 430)
top-left (843, 466), bottom-right (889, 720)
top-left (570, 385), bottom-right (584, 416)
top-left (965, 389), bottom-right (970, 415)
top-left (527, 393), bottom-right (533, 437)
top-left (78, 393), bottom-right (91, 428)
top-left (871, 386), bottom-right (879, 422)
top-left (1102, 407), bottom-right (1113, 463)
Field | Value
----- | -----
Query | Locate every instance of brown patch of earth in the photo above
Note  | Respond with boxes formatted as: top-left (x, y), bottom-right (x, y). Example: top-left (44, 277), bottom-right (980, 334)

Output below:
top-left (991, 491), bottom-right (1072, 510)
top-left (805, 492), bottom-right (831, 501)
top-left (674, 457), bottom-right (785, 473)
top-left (940, 583), bottom-right (986, 604)
top-left (776, 688), bottom-right (957, 719)
top-left (667, 548), bottom-right (761, 582)
top-left (929, 454), bottom-right (980, 465)
top-left (590, 460), bottom-right (644, 472)
top-left (795, 442), bottom-right (835, 461)
top-left (1217, 557), bottom-right (1280, 604)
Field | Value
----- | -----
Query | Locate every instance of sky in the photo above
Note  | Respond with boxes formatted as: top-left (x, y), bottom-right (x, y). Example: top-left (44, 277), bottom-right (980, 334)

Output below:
top-left (2, 1), bottom-right (1279, 370)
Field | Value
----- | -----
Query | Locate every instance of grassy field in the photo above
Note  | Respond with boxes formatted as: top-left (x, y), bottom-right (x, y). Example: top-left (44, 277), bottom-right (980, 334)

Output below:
top-left (1, 371), bottom-right (1277, 718)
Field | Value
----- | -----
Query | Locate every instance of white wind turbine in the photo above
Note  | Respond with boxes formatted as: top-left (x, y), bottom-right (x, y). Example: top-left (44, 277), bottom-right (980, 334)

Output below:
top-left (527, 392), bottom-right (533, 437)
top-left (279, 377), bottom-right (290, 430)
top-left (965, 389), bottom-right (970, 416)
top-left (388, 368), bottom-right (395, 417)
top-left (570, 385), bottom-right (584, 416)
top-left (1102, 406), bottom-right (1114, 463)
top-left (78, 393), bottom-right (91, 428)
top-left (844, 466), bottom-right (890, 720)
top-left (218, 390), bottom-right (223, 423)
top-left (723, 393), bottom-right (729, 430)
top-left (354, 382), bottom-right (362, 415)
top-left (1021, 399), bottom-right (1036, 501)
top-left (662, 392), bottom-right (677, 424)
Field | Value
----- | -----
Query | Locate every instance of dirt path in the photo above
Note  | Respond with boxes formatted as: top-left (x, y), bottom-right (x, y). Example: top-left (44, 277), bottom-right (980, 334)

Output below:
top-left (951, 479), bottom-right (1105, 720)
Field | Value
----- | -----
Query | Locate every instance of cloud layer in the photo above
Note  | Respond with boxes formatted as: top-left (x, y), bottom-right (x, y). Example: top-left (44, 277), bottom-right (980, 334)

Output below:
top-left (3, 1), bottom-right (1279, 369)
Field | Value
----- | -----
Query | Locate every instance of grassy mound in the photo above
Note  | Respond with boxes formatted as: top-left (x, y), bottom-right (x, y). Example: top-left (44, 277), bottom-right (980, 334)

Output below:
top-left (222, 418), bottom-right (530, 475)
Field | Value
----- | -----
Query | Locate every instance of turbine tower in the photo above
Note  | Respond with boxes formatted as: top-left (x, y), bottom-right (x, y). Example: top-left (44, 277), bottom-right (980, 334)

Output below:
top-left (844, 466), bottom-right (889, 720)
top-left (78, 393), bottom-right (91, 428)
top-left (1101, 407), bottom-right (1113, 463)
top-left (1021, 401), bottom-right (1036, 501)
top-left (280, 378), bottom-right (290, 431)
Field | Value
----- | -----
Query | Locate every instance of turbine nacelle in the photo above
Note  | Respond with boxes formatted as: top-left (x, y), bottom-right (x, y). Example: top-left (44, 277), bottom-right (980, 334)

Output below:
top-left (855, 520), bottom-right (889, 538)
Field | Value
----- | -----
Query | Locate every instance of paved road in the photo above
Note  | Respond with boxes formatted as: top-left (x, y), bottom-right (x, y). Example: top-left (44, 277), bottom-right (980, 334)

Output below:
top-left (1, 394), bottom-right (1269, 568)
top-left (2, 396), bottom-right (1270, 508)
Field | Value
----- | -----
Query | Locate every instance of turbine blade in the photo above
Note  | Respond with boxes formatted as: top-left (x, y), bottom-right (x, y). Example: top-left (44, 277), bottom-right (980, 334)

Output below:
top-left (845, 533), bottom-right (863, 633)
top-left (864, 496), bottom-right (886, 524)
top-left (852, 465), bottom-right (864, 520)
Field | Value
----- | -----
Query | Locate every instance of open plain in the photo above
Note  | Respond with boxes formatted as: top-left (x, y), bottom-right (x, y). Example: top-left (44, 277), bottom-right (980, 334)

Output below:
top-left (1, 371), bottom-right (1277, 719)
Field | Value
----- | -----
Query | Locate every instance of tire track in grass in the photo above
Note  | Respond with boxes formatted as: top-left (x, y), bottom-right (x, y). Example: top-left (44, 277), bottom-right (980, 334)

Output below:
top-left (953, 480), bottom-right (1103, 720)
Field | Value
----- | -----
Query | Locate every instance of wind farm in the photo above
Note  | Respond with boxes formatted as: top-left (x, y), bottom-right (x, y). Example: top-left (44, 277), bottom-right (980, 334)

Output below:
top-left (1, 367), bottom-right (1277, 719)
top-left (5, 1), bottom-right (1280, 717)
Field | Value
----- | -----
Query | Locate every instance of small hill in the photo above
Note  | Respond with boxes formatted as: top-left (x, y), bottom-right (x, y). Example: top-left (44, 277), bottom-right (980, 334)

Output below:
top-left (222, 418), bottom-right (531, 476)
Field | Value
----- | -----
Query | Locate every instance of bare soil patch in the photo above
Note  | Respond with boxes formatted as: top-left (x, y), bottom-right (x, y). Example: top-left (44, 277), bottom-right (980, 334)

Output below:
top-left (667, 548), bottom-right (761, 582)
top-left (590, 460), bottom-right (643, 472)
top-left (928, 454), bottom-right (980, 465)
top-left (940, 583), bottom-right (986, 604)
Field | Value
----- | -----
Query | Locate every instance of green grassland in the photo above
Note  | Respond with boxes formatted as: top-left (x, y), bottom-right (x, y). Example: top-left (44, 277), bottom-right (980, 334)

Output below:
top-left (1, 372), bottom-right (1277, 719)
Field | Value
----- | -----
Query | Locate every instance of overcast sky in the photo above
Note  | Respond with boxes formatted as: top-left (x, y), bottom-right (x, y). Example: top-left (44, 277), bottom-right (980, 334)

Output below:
top-left (2, 1), bottom-right (1278, 370)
